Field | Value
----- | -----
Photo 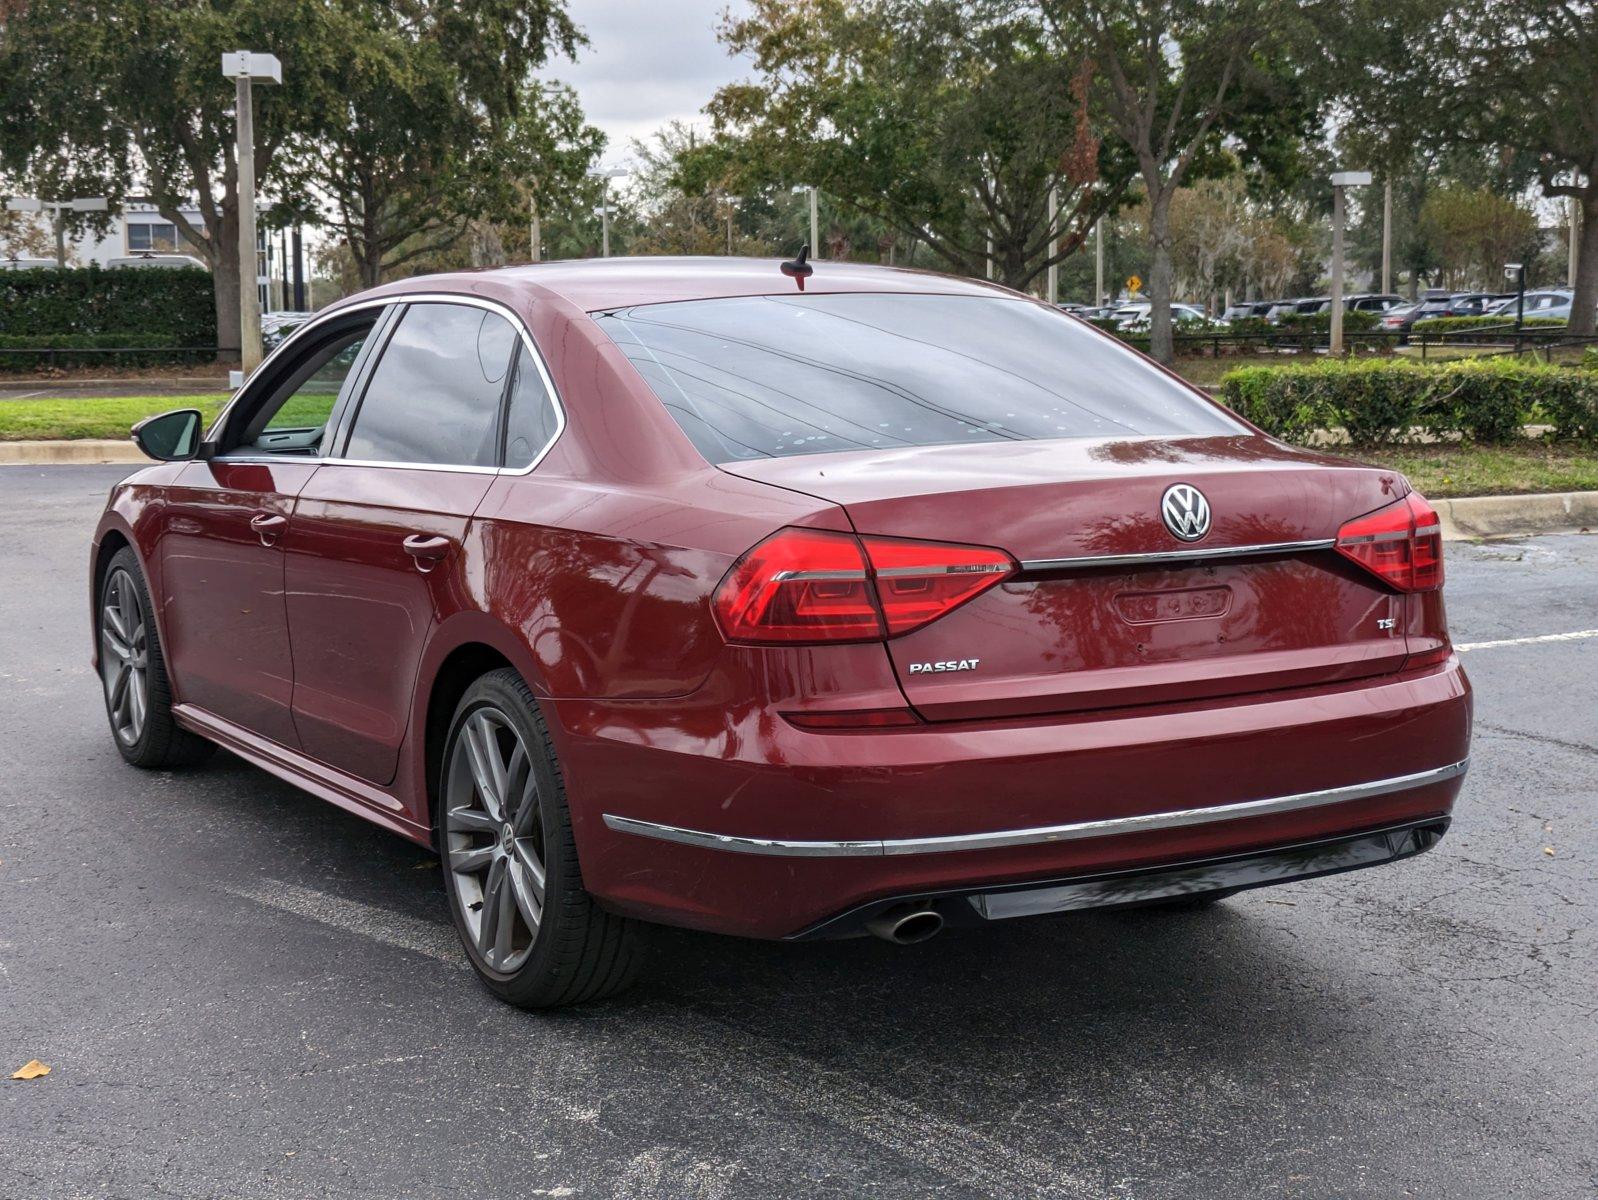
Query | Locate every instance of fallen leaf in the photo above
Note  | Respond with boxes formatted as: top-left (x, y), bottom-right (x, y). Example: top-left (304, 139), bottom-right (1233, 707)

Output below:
top-left (10, 1060), bottom-right (49, 1080)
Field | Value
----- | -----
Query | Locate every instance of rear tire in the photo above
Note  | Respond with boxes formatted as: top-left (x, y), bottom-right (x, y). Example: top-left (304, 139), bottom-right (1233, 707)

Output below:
top-left (97, 547), bottom-right (215, 769)
top-left (439, 668), bottom-right (648, 1008)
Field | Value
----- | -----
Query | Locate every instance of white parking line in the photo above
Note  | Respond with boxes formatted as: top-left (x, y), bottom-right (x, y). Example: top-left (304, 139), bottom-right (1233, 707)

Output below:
top-left (1455, 629), bottom-right (1598, 652)
top-left (227, 878), bottom-right (1090, 1198)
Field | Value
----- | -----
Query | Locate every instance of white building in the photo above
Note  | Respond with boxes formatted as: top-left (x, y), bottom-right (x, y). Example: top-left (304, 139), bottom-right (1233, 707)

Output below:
top-left (2, 198), bottom-right (207, 269)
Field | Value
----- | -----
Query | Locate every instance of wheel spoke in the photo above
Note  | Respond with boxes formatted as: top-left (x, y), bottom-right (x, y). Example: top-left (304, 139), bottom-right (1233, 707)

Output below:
top-left (446, 805), bottom-right (498, 834)
top-left (512, 842), bottom-right (546, 911)
top-left (108, 664), bottom-right (131, 715)
top-left (512, 768), bottom-right (539, 835)
top-left (102, 605), bottom-right (130, 652)
top-left (462, 715), bottom-right (505, 820)
top-left (127, 669), bottom-right (146, 733)
top-left (493, 863), bottom-right (516, 963)
top-left (478, 859), bottom-right (506, 963)
top-left (448, 844), bottom-right (495, 873)
top-left (508, 856), bottom-right (542, 934)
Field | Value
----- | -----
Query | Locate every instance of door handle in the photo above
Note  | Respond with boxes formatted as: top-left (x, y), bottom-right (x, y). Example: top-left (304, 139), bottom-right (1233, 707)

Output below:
top-left (249, 512), bottom-right (287, 546)
top-left (402, 534), bottom-right (452, 570)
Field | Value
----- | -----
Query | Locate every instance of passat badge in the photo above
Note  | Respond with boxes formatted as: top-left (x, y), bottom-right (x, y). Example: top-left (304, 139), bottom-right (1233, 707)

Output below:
top-left (1161, 483), bottom-right (1211, 542)
top-left (908, 658), bottom-right (980, 675)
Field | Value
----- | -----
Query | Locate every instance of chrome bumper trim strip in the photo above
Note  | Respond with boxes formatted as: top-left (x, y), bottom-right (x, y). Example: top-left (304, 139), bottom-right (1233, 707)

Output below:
top-left (1019, 538), bottom-right (1336, 573)
top-left (601, 759), bottom-right (1469, 858)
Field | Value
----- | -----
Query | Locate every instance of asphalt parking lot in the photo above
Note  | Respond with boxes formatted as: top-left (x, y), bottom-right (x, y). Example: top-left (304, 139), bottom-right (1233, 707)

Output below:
top-left (1, 464), bottom-right (1594, 1200)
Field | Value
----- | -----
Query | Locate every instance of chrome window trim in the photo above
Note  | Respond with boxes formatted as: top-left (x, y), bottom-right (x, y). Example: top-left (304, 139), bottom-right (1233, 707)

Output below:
top-left (1019, 538), bottom-right (1337, 573)
top-left (601, 759), bottom-right (1468, 858)
top-left (209, 292), bottom-right (567, 478)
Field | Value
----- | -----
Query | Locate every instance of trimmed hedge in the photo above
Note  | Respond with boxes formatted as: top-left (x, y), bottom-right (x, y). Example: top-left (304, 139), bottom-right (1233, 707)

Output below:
top-left (0, 333), bottom-right (209, 371)
top-left (1275, 309), bottom-right (1380, 333)
top-left (1218, 358), bottom-right (1598, 446)
top-left (0, 266), bottom-right (215, 345)
top-left (1411, 315), bottom-right (1566, 335)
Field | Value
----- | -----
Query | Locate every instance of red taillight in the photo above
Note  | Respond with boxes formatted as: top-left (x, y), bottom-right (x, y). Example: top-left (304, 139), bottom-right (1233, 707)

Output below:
top-left (711, 528), bottom-right (882, 642)
top-left (1335, 491), bottom-right (1444, 592)
top-left (860, 534), bottom-right (1016, 636)
top-left (712, 528), bottom-right (1015, 644)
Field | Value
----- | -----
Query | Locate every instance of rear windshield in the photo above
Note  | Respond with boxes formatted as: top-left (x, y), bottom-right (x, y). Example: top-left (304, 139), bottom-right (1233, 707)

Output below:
top-left (594, 293), bottom-right (1241, 463)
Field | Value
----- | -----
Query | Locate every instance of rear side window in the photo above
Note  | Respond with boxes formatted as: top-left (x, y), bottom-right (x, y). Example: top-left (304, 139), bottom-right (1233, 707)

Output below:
top-left (344, 302), bottom-right (518, 467)
top-left (595, 293), bottom-right (1240, 463)
top-left (502, 344), bottom-right (561, 469)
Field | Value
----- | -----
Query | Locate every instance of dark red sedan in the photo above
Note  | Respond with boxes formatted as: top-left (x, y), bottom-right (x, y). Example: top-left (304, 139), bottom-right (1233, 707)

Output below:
top-left (92, 258), bottom-right (1471, 1007)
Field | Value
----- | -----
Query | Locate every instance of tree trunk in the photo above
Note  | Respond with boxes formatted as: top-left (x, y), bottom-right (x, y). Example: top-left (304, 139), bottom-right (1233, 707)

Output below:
top-left (1147, 189), bottom-right (1176, 365)
top-left (1570, 190), bottom-right (1598, 338)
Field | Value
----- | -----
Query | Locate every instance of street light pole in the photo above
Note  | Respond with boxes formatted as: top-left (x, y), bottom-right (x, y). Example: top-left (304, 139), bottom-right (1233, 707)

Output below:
top-left (1329, 170), bottom-right (1372, 356)
top-left (1381, 179), bottom-right (1392, 296)
top-left (587, 168), bottom-right (627, 258)
top-left (1094, 217), bottom-right (1105, 305)
top-left (1046, 183), bottom-right (1059, 305)
top-left (222, 51), bottom-right (281, 375)
top-left (808, 185), bottom-right (819, 258)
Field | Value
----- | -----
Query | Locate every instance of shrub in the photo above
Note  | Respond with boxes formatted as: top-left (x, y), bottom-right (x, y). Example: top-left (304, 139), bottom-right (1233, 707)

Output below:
top-left (1411, 315), bottom-right (1566, 336)
top-left (1275, 309), bottom-right (1380, 333)
top-left (1218, 357), bottom-right (1598, 447)
top-left (0, 266), bottom-right (215, 346)
top-left (0, 333), bottom-right (208, 371)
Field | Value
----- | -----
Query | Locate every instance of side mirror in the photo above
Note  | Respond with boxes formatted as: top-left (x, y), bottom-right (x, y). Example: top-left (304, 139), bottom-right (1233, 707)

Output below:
top-left (131, 408), bottom-right (203, 462)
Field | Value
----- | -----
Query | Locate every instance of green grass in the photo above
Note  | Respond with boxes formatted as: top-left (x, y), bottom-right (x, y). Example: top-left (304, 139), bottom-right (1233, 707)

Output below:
top-left (0, 392), bottom-right (345, 441)
top-left (0, 394), bottom-right (230, 441)
top-left (1334, 441), bottom-right (1598, 499)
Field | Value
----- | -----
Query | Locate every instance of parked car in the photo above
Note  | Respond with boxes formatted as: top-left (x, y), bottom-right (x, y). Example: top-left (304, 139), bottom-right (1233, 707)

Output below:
top-left (105, 253), bottom-right (208, 270)
top-left (1379, 291), bottom-right (1504, 335)
top-left (1264, 298), bottom-right (1314, 323)
top-left (1300, 294), bottom-right (1404, 315)
top-left (1220, 301), bottom-right (1276, 322)
top-left (1484, 290), bottom-right (1573, 322)
top-left (1110, 302), bottom-right (1208, 330)
top-left (261, 310), bottom-right (315, 350)
top-left (94, 259), bottom-right (1471, 1007)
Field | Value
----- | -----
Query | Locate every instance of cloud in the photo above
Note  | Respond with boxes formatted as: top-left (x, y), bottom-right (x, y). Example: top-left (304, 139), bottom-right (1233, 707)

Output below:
top-left (542, 0), bottom-right (754, 164)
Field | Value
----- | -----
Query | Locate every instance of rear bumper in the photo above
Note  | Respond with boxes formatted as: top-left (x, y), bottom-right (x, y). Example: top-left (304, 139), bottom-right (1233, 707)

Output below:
top-left (552, 660), bottom-right (1471, 939)
top-left (792, 817), bottom-right (1450, 939)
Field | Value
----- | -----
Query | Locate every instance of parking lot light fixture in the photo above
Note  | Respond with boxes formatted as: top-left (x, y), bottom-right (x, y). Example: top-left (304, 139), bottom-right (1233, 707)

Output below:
top-left (221, 51), bottom-right (282, 375)
top-left (1328, 170), bottom-right (1373, 356)
top-left (7, 195), bottom-right (109, 268)
top-left (587, 168), bottom-right (629, 257)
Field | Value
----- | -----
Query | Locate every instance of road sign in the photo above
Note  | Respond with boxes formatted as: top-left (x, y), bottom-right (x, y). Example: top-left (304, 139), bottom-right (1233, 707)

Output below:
top-left (1126, 274), bottom-right (1142, 294)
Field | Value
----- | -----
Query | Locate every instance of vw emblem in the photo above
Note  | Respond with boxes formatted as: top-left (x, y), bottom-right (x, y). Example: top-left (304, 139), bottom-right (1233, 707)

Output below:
top-left (1161, 483), bottom-right (1211, 542)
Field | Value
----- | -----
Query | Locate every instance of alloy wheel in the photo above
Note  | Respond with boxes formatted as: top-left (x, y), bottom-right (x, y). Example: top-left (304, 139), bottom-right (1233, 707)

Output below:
top-left (444, 706), bottom-right (547, 973)
top-left (100, 568), bottom-right (149, 746)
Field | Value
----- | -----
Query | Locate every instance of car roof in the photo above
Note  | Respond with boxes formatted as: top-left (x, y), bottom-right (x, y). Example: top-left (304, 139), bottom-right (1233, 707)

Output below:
top-left (346, 256), bottom-right (1020, 315)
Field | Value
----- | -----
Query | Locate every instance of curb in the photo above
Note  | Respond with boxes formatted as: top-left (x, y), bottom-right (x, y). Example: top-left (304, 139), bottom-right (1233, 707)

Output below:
top-left (1434, 490), bottom-right (1598, 541)
top-left (0, 439), bottom-right (145, 465)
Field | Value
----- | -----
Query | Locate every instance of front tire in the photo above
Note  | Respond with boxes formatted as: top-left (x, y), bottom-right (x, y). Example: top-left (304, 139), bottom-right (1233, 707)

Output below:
top-left (439, 668), bottom-right (647, 1008)
top-left (97, 547), bottom-right (215, 769)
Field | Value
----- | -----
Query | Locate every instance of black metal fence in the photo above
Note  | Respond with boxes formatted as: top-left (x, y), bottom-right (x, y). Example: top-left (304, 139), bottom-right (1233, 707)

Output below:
top-left (1153, 324), bottom-right (1598, 362)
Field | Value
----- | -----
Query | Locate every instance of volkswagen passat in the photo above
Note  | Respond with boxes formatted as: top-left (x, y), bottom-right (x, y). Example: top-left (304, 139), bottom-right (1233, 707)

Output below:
top-left (92, 259), bottom-right (1471, 1007)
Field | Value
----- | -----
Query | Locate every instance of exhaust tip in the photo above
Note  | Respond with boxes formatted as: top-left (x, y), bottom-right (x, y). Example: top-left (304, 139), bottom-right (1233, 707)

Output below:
top-left (867, 906), bottom-right (945, 945)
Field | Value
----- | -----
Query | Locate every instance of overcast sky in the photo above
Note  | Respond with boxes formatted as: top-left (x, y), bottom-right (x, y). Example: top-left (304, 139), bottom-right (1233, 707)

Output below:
top-left (541, 0), bottom-right (755, 170)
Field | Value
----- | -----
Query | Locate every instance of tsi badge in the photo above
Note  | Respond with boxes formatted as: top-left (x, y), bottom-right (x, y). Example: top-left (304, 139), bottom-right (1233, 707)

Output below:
top-left (908, 658), bottom-right (980, 675)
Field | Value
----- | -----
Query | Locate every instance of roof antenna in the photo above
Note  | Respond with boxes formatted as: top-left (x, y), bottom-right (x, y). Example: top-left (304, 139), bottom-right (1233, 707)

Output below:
top-left (780, 243), bottom-right (814, 290)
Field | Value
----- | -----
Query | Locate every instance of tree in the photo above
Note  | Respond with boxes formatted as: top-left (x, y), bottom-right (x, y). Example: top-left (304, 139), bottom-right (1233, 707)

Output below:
top-left (711, 0), bottom-right (1133, 291)
top-left (0, 0), bottom-right (342, 358)
top-left (1047, 0), bottom-right (1317, 362)
top-left (296, 2), bottom-right (587, 288)
top-left (1319, 0), bottom-right (1597, 333)
top-left (1417, 185), bottom-right (1540, 290)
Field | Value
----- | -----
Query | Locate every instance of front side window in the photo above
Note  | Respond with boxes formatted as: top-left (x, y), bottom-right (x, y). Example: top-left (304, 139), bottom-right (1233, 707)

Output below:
top-left (229, 320), bottom-right (374, 456)
top-left (344, 302), bottom-right (518, 467)
top-left (595, 293), bottom-right (1242, 464)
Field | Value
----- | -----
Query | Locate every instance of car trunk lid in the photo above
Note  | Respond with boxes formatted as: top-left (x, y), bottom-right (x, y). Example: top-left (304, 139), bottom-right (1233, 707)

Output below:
top-left (721, 435), bottom-right (1414, 720)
